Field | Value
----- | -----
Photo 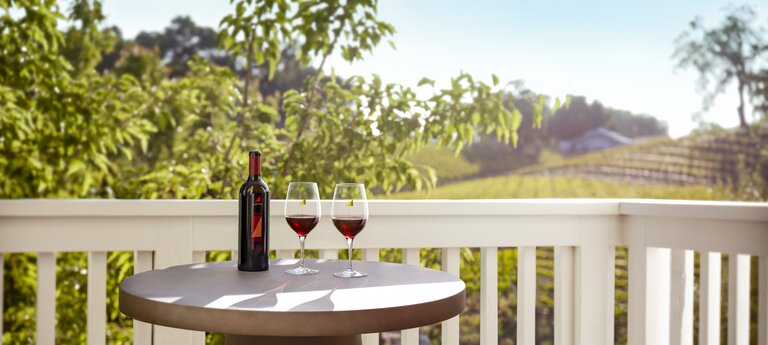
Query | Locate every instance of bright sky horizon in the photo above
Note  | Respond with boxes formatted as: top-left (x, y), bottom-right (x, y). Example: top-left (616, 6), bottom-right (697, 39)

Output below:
top-left (94, 0), bottom-right (768, 138)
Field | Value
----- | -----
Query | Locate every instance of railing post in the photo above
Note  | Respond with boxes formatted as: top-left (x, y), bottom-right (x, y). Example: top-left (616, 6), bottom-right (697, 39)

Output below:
top-left (627, 216), bottom-right (670, 345)
top-left (669, 249), bottom-right (693, 345)
top-left (699, 252), bottom-right (721, 345)
top-left (480, 247), bottom-right (498, 345)
top-left (575, 241), bottom-right (614, 345)
top-left (153, 217), bottom-right (204, 345)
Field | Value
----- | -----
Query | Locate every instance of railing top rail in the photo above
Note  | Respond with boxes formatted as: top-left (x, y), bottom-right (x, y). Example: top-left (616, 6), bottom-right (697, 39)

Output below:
top-left (0, 199), bottom-right (765, 220)
top-left (0, 199), bottom-right (619, 217)
top-left (619, 199), bottom-right (768, 221)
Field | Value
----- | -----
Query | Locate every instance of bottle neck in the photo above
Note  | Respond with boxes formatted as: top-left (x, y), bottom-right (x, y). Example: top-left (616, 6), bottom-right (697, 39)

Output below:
top-left (248, 155), bottom-right (261, 178)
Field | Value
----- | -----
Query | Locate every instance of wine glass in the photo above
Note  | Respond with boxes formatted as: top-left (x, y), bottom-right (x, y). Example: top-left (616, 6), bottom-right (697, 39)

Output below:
top-left (331, 183), bottom-right (369, 278)
top-left (284, 182), bottom-right (321, 275)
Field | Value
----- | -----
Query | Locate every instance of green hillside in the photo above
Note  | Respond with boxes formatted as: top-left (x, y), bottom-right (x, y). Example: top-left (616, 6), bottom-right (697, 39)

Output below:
top-left (385, 128), bottom-right (766, 344)
top-left (517, 126), bottom-right (768, 187)
top-left (391, 174), bottom-right (725, 200)
top-left (407, 145), bottom-right (480, 182)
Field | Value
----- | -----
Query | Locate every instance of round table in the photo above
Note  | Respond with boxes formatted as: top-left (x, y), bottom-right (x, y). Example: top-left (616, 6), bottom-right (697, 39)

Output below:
top-left (119, 259), bottom-right (466, 345)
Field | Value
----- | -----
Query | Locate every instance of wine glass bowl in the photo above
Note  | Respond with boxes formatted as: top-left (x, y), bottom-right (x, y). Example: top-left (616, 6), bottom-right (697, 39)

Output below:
top-left (284, 182), bottom-right (321, 275)
top-left (331, 183), bottom-right (369, 278)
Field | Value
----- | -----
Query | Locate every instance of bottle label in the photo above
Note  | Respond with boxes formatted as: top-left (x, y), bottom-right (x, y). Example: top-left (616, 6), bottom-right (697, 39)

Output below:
top-left (251, 193), bottom-right (264, 244)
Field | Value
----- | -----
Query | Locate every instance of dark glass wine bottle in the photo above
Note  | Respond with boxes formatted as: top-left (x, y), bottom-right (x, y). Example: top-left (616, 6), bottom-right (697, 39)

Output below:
top-left (238, 150), bottom-right (270, 271)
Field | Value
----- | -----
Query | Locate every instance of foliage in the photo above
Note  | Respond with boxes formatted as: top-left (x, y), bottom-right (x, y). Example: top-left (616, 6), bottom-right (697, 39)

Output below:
top-left (673, 4), bottom-right (767, 128)
top-left (547, 95), bottom-right (668, 141)
top-left (1, 0), bottom-right (556, 343)
top-left (751, 68), bottom-right (768, 119)
top-left (407, 145), bottom-right (480, 182)
top-left (515, 126), bottom-right (768, 197)
top-left (463, 89), bottom-right (553, 177)
top-left (135, 16), bottom-right (221, 77)
top-left (390, 174), bottom-right (727, 345)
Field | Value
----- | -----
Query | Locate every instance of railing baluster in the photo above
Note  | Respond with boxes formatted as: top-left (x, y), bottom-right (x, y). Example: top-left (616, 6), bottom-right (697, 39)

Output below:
top-left (670, 249), bottom-right (693, 345)
top-left (363, 248), bottom-right (380, 262)
top-left (231, 250), bottom-right (238, 262)
top-left (442, 247), bottom-right (461, 345)
top-left (728, 254), bottom-right (750, 345)
top-left (321, 249), bottom-right (338, 260)
top-left (518, 246), bottom-right (536, 345)
top-left (87, 251), bottom-right (107, 345)
top-left (37, 252), bottom-right (56, 345)
top-left (276, 250), bottom-right (294, 259)
top-left (0, 253), bottom-right (4, 337)
top-left (554, 247), bottom-right (574, 345)
top-left (480, 247), bottom-right (498, 345)
top-left (192, 251), bottom-right (206, 263)
top-left (699, 252), bottom-right (721, 345)
top-left (362, 248), bottom-right (381, 345)
top-left (402, 248), bottom-right (421, 345)
top-left (760, 256), bottom-right (767, 345)
top-left (134, 251), bottom-right (154, 345)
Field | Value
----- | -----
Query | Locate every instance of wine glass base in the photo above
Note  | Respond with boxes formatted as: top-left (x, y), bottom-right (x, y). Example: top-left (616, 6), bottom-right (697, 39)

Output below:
top-left (285, 266), bottom-right (319, 275)
top-left (333, 269), bottom-right (367, 278)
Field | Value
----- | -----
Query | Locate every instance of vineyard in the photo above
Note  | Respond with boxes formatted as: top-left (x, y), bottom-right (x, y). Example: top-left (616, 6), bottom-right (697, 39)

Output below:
top-left (384, 127), bottom-right (766, 344)
top-left (388, 175), bottom-right (719, 345)
top-left (516, 126), bottom-right (768, 188)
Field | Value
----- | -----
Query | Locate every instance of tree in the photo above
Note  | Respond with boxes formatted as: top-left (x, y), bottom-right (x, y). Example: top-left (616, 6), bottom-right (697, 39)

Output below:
top-left (2, 0), bottom-right (564, 342)
top-left (752, 69), bottom-right (768, 119)
top-left (673, 5), bottom-right (767, 128)
top-left (547, 96), bottom-right (609, 140)
top-left (135, 16), bottom-right (221, 77)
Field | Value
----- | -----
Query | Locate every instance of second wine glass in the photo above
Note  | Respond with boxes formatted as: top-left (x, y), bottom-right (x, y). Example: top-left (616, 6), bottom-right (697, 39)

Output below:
top-left (331, 183), bottom-right (368, 278)
top-left (284, 182), bottom-right (321, 275)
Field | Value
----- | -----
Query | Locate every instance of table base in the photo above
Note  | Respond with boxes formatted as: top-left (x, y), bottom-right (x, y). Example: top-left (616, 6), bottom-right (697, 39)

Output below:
top-left (225, 334), bottom-right (362, 345)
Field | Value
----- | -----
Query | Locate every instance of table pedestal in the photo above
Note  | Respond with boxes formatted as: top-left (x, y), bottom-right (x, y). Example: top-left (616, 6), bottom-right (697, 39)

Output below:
top-left (225, 334), bottom-right (362, 345)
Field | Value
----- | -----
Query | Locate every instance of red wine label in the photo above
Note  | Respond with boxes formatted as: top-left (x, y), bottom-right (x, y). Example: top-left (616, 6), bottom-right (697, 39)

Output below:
top-left (251, 193), bottom-right (264, 243)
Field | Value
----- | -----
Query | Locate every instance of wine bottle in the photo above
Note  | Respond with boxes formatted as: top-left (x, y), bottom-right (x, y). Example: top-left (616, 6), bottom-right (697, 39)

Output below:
top-left (238, 150), bottom-right (270, 271)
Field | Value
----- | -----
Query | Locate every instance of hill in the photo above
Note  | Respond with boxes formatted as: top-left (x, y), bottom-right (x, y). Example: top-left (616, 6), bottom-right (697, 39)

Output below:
top-left (517, 126), bottom-right (768, 187)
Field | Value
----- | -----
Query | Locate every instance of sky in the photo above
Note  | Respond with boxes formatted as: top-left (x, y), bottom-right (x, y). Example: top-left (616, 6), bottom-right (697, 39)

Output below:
top-left (96, 0), bottom-right (768, 138)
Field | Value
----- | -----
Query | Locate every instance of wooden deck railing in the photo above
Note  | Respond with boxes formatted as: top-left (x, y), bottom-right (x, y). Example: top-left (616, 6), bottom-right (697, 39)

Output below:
top-left (0, 199), bottom-right (766, 345)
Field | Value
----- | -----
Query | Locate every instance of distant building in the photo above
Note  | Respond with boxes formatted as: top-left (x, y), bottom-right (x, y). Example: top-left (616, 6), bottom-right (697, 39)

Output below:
top-left (558, 127), bottom-right (633, 155)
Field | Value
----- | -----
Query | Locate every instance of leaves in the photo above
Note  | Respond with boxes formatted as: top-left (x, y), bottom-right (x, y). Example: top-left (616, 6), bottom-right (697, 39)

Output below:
top-left (1, 1), bottom-right (545, 342)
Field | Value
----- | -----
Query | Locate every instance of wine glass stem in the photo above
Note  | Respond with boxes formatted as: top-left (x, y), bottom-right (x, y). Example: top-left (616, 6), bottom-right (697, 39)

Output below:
top-left (346, 237), bottom-right (354, 271)
top-left (299, 236), bottom-right (306, 268)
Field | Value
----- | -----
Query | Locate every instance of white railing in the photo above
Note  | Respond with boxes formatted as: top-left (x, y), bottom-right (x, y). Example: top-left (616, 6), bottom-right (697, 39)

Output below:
top-left (0, 199), bottom-right (767, 345)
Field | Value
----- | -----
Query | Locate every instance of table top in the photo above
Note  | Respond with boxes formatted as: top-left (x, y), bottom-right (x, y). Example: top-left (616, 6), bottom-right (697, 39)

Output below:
top-left (119, 259), bottom-right (466, 337)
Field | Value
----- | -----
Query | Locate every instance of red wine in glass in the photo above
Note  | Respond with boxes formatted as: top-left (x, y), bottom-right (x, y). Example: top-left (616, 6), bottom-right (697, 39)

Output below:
top-left (284, 182), bottom-right (321, 275)
top-left (286, 215), bottom-right (319, 237)
top-left (332, 216), bottom-right (367, 239)
top-left (331, 183), bottom-right (368, 278)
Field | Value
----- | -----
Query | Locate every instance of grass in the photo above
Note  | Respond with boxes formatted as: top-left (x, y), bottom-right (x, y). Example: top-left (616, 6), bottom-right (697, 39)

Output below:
top-left (407, 145), bottom-right (480, 181)
top-left (515, 126), bottom-right (768, 187)
top-left (379, 127), bottom-right (766, 344)
top-left (389, 174), bottom-right (726, 200)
